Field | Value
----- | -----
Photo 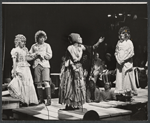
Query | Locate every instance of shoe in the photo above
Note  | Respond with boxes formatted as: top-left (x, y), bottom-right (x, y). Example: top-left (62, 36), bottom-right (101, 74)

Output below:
top-left (74, 107), bottom-right (80, 110)
top-left (45, 87), bottom-right (51, 106)
top-left (86, 99), bottom-right (91, 103)
top-left (29, 103), bottom-right (38, 106)
top-left (65, 105), bottom-right (75, 110)
top-left (39, 100), bottom-right (45, 104)
top-left (20, 103), bottom-right (28, 107)
top-left (45, 96), bottom-right (51, 106)
top-left (37, 87), bottom-right (45, 104)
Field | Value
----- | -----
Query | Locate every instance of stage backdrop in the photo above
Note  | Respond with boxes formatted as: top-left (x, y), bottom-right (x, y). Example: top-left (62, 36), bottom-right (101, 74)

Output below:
top-left (2, 4), bottom-right (147, 80)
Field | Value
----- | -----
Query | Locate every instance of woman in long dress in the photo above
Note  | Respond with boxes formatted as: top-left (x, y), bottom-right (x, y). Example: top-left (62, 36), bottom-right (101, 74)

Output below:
top-left (115, 26), bottom-right (138, 95)
top-left (8, 34), bottom-right (38, 106)
top-left (59, 33), bottom-right (104, 110)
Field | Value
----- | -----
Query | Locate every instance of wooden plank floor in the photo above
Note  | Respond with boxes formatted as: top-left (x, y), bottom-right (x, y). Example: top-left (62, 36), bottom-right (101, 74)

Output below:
top-left (12, 88), bottom-right (148, 120)
top-left (13, 99), bottom-right (132, 120)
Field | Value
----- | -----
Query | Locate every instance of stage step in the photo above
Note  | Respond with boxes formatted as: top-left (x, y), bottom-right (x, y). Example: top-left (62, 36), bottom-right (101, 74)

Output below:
top-left (2, 96), bottom-right (20, 110)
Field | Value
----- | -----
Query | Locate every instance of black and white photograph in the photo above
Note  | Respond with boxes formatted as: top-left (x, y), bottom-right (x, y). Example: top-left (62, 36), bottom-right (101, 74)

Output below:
top-left (2, 2), bottom-right (148, 121)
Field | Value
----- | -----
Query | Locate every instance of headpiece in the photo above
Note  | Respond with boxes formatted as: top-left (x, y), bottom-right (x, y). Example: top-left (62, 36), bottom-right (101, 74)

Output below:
top-left (69, 33), bottom-right (82, 44)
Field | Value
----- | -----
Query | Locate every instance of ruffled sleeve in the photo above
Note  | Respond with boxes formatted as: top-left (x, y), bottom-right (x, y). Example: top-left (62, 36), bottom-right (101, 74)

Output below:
top-left (11, 48), bottom-right (18, 58)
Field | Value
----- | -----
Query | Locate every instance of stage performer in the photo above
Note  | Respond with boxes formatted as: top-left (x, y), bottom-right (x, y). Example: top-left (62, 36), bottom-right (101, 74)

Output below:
top-left (115, 26), bottom-right (138, 95)
top-left (94, 82), bottom-right (116, 102)
top-left (8, 34), bottom-right (38, 106)
top-left (87, 53), bottom-right (104, 102)
top-left (29, 30), bottom-right (52, 106)
top-left (59, 33), bottom-right (104, 110)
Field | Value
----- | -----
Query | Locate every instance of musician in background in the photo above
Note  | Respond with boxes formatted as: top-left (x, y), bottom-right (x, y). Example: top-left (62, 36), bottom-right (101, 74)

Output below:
top-left (87, 53), bottom-right (104, 102)
top-left (94, 82), bottom-right (116, 102)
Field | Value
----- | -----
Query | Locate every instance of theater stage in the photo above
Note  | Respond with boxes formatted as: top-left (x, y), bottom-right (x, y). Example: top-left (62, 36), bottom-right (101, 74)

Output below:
top-left (2, 88), bottom-right (148, 120)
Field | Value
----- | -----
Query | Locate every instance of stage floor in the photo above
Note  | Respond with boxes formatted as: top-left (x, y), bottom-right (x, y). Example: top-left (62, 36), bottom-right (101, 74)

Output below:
top-left (11, 88), bottom-right (148, 120)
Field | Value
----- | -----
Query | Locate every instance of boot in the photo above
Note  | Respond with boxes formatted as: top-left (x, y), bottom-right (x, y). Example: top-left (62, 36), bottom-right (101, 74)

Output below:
top-left (45, 87), bottom-right (51, 106)
top-left (37, 87), bottom-right (45, 104)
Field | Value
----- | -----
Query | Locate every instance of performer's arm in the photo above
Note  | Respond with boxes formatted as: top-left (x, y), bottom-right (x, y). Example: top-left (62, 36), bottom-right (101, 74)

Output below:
top-left (44, 44), bottom-right (53, 60)
top-left (115, 41), bottom-right (134, 64)
top-left (93, 37), bottom-right (105, 49)
top-left (11, 49), bottom-right (17, 77)
top-left (28, 45), bottom-right (38, 60)
top-left (11, 57), bottom-right (17, 77)
top-left (122, 41), bottom-right (134, 61)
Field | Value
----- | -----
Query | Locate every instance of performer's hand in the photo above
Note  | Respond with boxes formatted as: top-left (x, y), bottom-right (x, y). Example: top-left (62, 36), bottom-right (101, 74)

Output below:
top-left (98, 37), bottom-right (105, 43)
top-left (36, 52), bottom-right (41, 56)
top-left (36, 52), bottom-right (43, 60)
top-left (93, 37), bottom-right (105, 49)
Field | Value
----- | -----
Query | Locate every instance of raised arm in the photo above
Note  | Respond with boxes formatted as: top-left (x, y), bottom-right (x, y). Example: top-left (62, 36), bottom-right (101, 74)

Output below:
top-left (93, 37), bottom-right (105, 50)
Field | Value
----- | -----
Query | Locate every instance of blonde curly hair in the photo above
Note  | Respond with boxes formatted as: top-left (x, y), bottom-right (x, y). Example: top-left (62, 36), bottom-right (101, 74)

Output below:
top-left (14, 34), bottom-right (26, 47)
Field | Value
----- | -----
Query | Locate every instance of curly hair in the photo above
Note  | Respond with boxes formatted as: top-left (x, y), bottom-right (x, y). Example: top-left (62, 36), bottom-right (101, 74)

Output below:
top-left (118, 26), bottom-right (130, 40)
top-left (35, 30), bottom-right (47, 43)
top-left (14, 34), bottom-right (26, 47)
top-left (104, 82), bottom-right (112, 89)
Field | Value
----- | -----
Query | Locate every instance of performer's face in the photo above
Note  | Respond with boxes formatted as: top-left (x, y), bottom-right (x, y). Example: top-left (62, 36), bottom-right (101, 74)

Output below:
top-left (104, 83), bottom-right (110, 90)
top-left (19, 40), bottom-right (25, 48)
top-left (78, 36), bottom-right (82, 43)
top-left (120, 33), bottom-right (125, 40)
top-left (38, 36), bottom-right (45, 44)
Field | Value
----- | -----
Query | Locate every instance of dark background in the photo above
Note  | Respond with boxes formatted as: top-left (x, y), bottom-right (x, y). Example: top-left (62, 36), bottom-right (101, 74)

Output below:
top-left (2, 4), bottom-right (147, 80)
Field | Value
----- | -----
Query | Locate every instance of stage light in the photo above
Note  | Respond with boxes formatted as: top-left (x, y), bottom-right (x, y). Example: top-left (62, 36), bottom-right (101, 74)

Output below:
top-left (119, 13), bottom-right (123, 16)
top-left (127, 14), bottom-right (131, 17)
top-left (108, 14), bottom-right (111, 17)
top-left (115, 15), bottom-right (117, 18)
top-left (133, 14), bottom-right (137, 20)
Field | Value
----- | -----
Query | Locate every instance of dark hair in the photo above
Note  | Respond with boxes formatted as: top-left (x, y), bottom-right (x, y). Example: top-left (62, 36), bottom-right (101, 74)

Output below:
top-left (68, 35), bottom-right (72, 44)
top-left (83, 110), bottom-right (99, 120)
top-left (104, 82), bottom-right (112, 89)
top-left (35, 30), bottom-right (47, 43)
top-left (36, 33), bottom-right (46, 42)
top-left (118, 26), bottom-right (131, 40)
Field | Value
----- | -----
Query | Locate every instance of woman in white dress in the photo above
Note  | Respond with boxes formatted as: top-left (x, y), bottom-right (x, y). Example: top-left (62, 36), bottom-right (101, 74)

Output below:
top-left (8, 34), bottom-right (38, 106)
top-left (115, 26), bottom-right (138, 95)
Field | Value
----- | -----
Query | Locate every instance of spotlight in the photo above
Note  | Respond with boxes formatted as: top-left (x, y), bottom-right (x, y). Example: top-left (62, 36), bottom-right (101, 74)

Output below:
top-left (115, 15), bottom-right (117, 18)
top-left (127, 14), bottom-right (131, 17)
top-left (119, 13), bottom-right (123, 16)
top-left (133, 15), bottom-right (137, 20)
top-left (108, 14), bottom-right (111, 17)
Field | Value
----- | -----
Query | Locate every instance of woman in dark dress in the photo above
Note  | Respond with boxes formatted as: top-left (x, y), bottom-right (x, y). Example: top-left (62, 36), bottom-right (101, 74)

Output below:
top-left (59, 33), bottom-right (104, 110)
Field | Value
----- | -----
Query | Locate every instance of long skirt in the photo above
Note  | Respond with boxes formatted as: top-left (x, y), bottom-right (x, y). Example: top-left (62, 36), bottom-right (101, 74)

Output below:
top-left (115, 63), bottom-right (137, 94)
top-left (8, 66), bottom-right (38, 105)
top-left (59, 63), bottom-right (86, 107)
